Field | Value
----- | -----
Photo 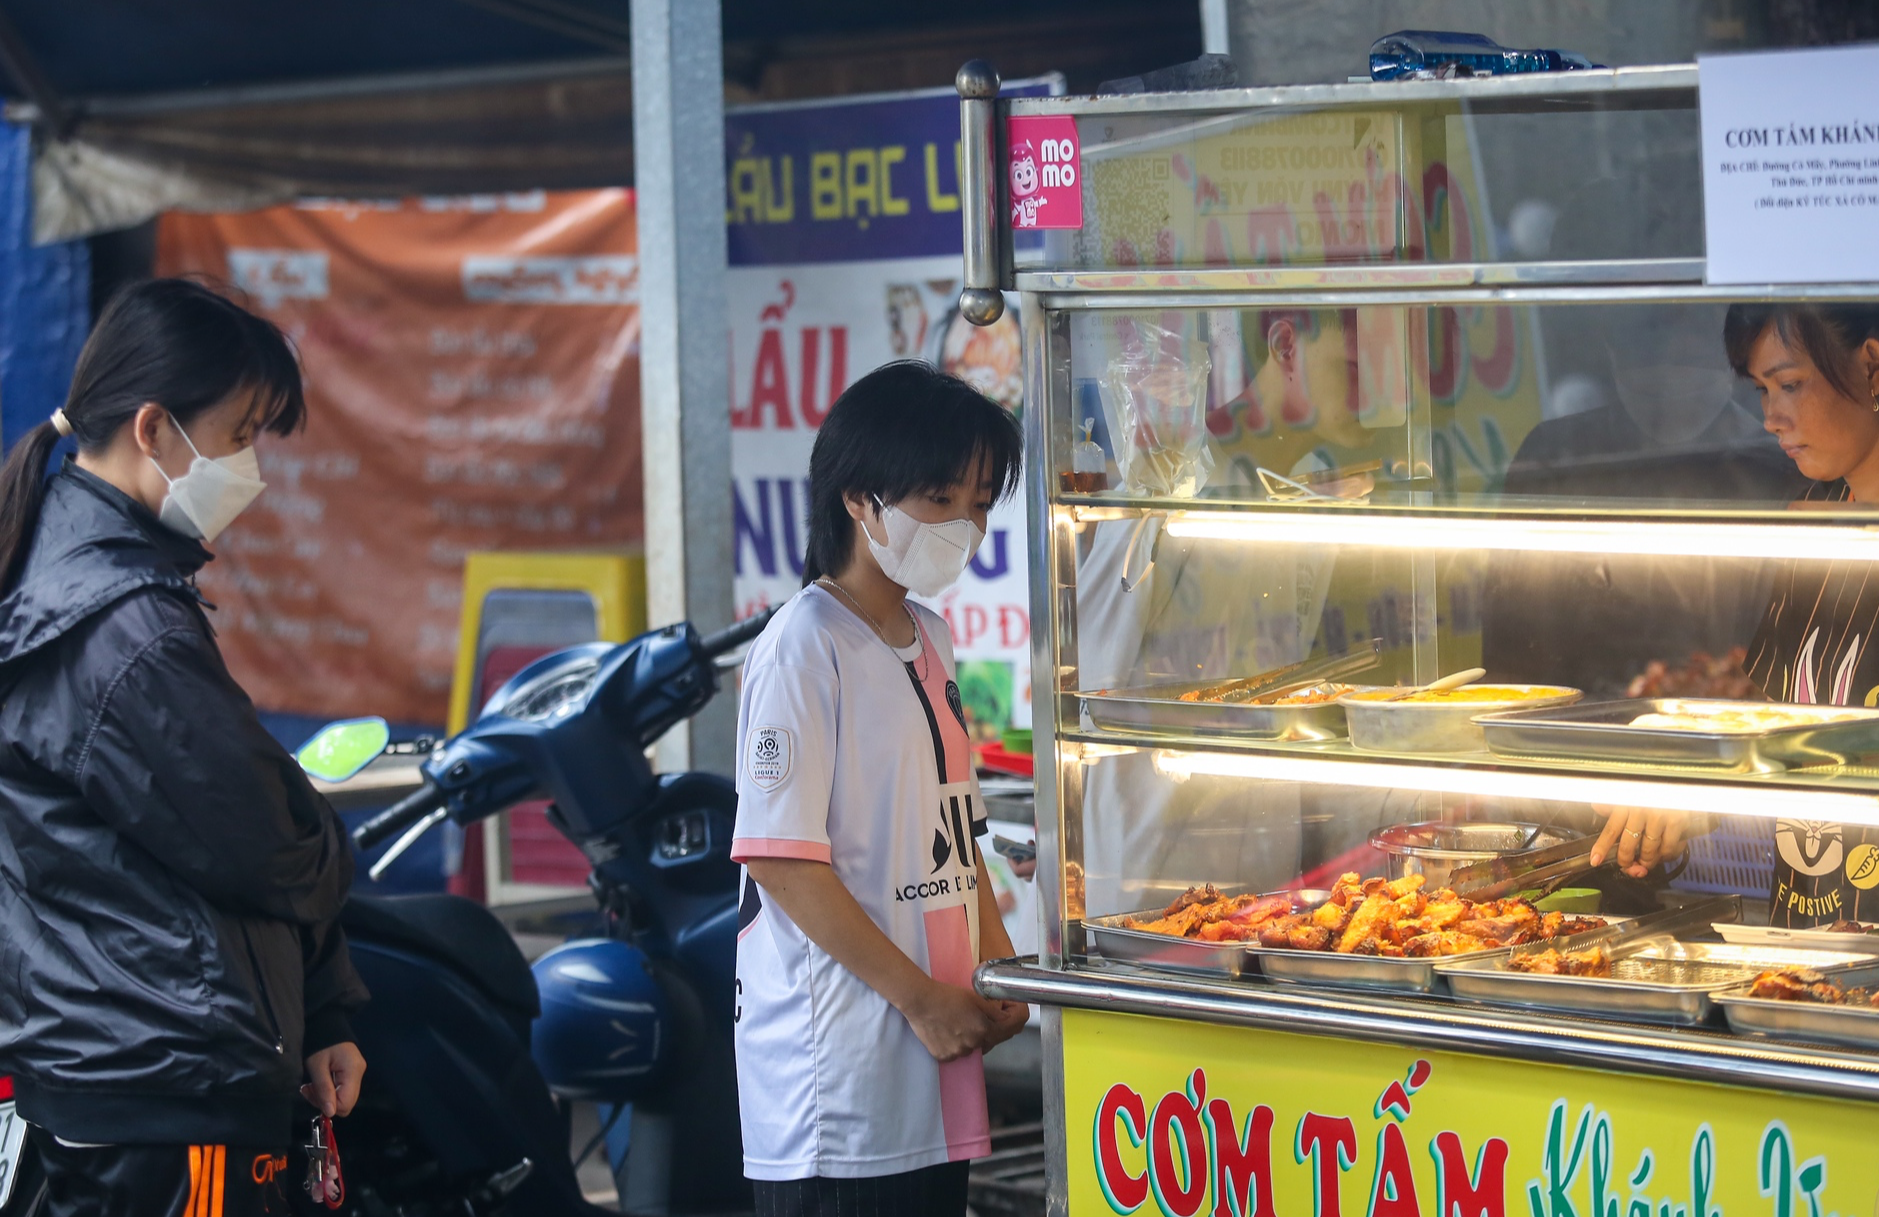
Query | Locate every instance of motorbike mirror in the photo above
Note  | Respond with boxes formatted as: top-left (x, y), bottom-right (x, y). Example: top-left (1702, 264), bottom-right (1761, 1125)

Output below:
top-left (297, 717), bottom-right (392, 783)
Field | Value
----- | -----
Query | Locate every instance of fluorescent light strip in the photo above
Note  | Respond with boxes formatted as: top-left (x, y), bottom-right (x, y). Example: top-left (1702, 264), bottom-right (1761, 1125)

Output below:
top-left (1151, 749), bottom-right (1879, 827)
top-left (1161, 511), bottom-right (1879, 562)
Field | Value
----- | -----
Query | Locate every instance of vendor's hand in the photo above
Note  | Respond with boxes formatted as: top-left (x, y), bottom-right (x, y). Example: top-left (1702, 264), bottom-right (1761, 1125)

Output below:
top-left (1010, 857), bottom-right (1037, 881)
top-left (900, 980), bottom-right (1002, 1063)
top-left (982, 999), bottom-right (1031, 1051)
top-left (1590, 806), bottom-right (1688, 879)
top-left (302, 1042), bottom-right (366, 1118)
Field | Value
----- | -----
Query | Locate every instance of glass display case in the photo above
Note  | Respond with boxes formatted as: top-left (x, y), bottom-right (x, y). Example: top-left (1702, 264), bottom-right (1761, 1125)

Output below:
top-left (955, 61), bottom-right (1879, 1217)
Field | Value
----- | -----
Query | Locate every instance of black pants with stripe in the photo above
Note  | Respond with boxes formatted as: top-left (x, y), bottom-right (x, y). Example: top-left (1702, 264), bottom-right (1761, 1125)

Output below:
top-left (29, 1129), bottom-right (294, 1217)
top-left (752, 1161), bottom-right (970, 1217)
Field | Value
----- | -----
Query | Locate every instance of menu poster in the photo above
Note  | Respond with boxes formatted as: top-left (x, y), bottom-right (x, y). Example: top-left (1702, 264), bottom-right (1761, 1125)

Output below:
top-left (1700, 44), bottom-right (1879, 284)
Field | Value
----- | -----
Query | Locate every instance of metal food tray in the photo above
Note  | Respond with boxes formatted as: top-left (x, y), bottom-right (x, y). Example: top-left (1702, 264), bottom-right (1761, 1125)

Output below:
top-left (1242, 912), bottom-right (1629, 995)
top-left (1244, 941), bottom-right (1517, 994)
top-left (1439, 937), bottom-right (1877, 1025)
top-left (1714, 962), bottom-right (1879, 1052)
top-left (1082, 683), bottom-right (1360, 742)
top-left (1082, 890), bottom-right (1329, 979)
top-left (1476, 698), bottom-right (1879, 772)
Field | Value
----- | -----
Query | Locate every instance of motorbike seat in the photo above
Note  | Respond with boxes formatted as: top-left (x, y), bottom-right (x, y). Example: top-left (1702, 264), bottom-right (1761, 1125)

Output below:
top-left (342, 893), bottom-right (541, 1020)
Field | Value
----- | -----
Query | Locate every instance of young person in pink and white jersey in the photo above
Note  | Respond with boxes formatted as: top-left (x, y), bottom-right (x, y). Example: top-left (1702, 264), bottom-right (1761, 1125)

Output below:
top-left (731, 361), bottom-right (1030, 1214)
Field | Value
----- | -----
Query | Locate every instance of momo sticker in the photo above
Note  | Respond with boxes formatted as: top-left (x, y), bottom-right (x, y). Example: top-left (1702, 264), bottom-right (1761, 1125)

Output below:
top-left (746, 725), bottom-right (793, 791)
top-left (1007, 114), bottom-right (1082, 230)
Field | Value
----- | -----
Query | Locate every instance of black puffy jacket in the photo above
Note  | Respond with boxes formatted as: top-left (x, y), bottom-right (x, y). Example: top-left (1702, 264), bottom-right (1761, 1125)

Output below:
top-left (0, 463), bottom-right (367, 1146)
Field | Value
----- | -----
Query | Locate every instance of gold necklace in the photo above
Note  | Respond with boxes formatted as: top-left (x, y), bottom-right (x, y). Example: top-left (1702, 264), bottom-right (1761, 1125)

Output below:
top-left (816, 577), bottom-right (926, 678)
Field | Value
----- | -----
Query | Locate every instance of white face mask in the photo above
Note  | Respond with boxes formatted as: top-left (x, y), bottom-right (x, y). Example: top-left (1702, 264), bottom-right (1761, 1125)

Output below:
top-left (150, 414), bottom-right (267, 543)
top-left (865, 497), bottom-right (984, 597)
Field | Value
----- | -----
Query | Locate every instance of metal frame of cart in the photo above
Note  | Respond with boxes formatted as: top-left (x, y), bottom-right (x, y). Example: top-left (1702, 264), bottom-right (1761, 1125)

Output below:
top-left (953, 59), bottom-right (1879, 1216)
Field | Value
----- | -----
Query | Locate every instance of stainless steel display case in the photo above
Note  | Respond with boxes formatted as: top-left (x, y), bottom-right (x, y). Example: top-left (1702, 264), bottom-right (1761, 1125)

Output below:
top-left (951, 58), bottom-right (1879, 1216)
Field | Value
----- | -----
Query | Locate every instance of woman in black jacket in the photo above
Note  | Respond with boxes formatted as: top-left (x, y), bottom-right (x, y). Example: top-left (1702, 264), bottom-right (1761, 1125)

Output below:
top-left (0, 279), bottom-right (367, 1216)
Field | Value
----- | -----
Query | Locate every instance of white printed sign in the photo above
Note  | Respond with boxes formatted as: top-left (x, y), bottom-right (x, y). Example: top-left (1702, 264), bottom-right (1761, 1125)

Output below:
top-left (1700, 44), bottom-right (1879, 284)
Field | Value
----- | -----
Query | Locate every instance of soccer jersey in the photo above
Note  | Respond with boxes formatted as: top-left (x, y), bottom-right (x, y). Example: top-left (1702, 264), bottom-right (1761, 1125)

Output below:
top-left (731, 586), bottom-right (990, 1181)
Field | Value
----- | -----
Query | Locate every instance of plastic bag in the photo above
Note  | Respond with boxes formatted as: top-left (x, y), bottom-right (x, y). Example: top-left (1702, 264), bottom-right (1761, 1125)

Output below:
top-left (1097, 317), bottom-right (1213, 498)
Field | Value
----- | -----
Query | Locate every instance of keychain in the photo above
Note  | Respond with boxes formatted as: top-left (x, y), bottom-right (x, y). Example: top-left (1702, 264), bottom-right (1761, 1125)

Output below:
top-left (303, 1114), bottom-right (345, 1210)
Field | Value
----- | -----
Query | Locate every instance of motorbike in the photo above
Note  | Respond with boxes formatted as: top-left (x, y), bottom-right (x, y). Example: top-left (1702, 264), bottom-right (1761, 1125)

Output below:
top-left (312, 608), bottom-right (775, 1215)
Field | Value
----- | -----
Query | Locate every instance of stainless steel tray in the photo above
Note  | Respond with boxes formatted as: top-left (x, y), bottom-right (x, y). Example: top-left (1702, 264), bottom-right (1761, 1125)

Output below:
top-left (1083, 890), bottom-right (1327, 979)
top-left (1243, 912), bottom-right (1628, 995)
top-left (1476, 698), bottom-right (1879, 772)
top-left (1082, 683), bottom-right (1360, 742)
top-left (1244, 942), bottom-right (1511, 994)
top-left (1439, 937), bottom-right (1876, 1025)
top-left (1715, 963), bottom-right (1879, 1051)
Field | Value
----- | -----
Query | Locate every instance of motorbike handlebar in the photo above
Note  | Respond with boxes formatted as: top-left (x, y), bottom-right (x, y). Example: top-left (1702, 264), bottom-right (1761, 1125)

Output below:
top-left (353, 781), bottom-right (446, 851)
top-left (699, 607), bottom-right (777, 660)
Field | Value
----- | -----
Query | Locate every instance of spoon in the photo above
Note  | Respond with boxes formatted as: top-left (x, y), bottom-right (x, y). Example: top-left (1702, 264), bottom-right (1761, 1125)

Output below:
top-left (1378, 667), bottom-right (1487, 703)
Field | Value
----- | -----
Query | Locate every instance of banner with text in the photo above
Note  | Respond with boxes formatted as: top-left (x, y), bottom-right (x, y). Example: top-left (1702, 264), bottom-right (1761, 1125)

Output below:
top-left (158, 191), bottom-right (642, 724)
top-left (1066, 1009), bottom-right (1879, 1217)
top-left (727, 83), bottom-right (1054, 735)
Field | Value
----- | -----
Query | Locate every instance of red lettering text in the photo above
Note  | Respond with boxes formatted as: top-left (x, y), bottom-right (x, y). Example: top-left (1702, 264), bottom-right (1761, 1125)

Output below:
top-left (1150, 1071), bottom-right (1211, 1217)
top-left (1206, 1096), bottom-right (1277, 1217)
top-left (1297, 1113), bottom-right (1358, 1217)
top-left (1095, 1083), bottom-right (1150, 1213)
top-left (1368, 1124), bottom-right (1422, 1217)
top-left (1429, 1129), bottom-right (1510, 1217)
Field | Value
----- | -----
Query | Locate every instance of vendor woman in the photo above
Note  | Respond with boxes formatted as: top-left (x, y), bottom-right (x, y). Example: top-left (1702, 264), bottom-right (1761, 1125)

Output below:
top-left (1731, 302), bottom-right (1879, 927)
top-left (1592, 304), bottom-right (1879, 926)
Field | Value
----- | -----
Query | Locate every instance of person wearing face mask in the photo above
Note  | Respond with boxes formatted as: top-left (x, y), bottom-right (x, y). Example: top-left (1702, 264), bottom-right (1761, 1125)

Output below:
top-left (0, 279), bottom-right (366, 1217)
top-left (729, 361), bottom-right (1029, 1215)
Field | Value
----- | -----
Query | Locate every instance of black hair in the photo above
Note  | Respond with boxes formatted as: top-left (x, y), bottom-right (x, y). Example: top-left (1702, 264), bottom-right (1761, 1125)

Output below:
top-left (1724, 303), bottom-right (1879, 406)
top-left (0, 277), bottom-right (306, 591)
top-left (801, 360), bottom-right (1023, 585)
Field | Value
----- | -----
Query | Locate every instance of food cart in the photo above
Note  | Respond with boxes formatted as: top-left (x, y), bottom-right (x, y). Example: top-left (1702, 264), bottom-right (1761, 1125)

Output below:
top-left (952, 57), bottom-right (1879, 1217)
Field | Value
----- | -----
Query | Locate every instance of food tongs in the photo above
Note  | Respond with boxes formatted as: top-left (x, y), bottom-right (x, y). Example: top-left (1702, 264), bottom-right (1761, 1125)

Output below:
top-left (1187, 639), bottom-right (1383, 705)
top-left (1447, 836), bottom-right (1603, 901)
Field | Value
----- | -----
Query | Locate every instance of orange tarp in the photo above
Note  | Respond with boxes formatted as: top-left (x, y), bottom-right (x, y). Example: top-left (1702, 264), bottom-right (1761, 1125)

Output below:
top-left (158, 190), bottom-right (643, 724)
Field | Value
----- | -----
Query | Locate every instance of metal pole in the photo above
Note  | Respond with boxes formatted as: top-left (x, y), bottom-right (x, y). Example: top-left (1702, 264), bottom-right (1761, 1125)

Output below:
top-left (632, 0), bottom-right (735, 777)
top-left (956, 60), bottom-right (1004, 326)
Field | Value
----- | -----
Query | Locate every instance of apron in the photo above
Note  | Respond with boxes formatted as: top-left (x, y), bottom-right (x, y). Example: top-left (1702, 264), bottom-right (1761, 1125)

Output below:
top-left (1744, 479), bottom-right (1879, 926)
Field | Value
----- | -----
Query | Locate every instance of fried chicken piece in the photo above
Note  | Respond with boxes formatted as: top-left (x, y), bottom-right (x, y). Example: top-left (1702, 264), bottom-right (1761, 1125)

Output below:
top-left (1748, 969), bottom-right (1819, 1001)
top-left (1257, 914), bottom-right (1304, 947)
top-left (1348, 936), bottom-right (1381, 956)
top-left (1537, 912), bottom-right (1607, 938)
top-left (1310, 899), bottom-right (1354, 936)
top-left (1402, 931), bottom-right (1491, 957)
top-left (1284, 924), bottom-right (1332, 951)
top-left (1160, 884), bottom-right (1224, 918)
top-left (1507, 946), bottom-right (1610, 977)
top-left (1335, 893), bottom-right (1395, 953)
top-left (1455, 913), bottom-right (1542, 945)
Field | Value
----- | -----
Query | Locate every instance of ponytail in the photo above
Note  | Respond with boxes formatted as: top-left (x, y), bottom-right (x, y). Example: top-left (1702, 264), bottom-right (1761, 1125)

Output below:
top-left (0, 422), bottom-right (65, 593)
top-left (0, 277), bottom-right (305, 597)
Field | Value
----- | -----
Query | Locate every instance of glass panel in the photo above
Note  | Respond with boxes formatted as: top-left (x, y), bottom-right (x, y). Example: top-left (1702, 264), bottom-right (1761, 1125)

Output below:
top-left (1058, 522), bottom-right (1879, 941)
top-left (1057, 298), bottom-right (1879, 516)
top-left (1048, 96), bottom-right (1701, 270)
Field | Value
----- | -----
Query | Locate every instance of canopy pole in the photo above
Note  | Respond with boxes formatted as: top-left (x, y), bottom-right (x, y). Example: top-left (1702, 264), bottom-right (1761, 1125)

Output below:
top-left (632, 0), bottom-right (734, 777)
